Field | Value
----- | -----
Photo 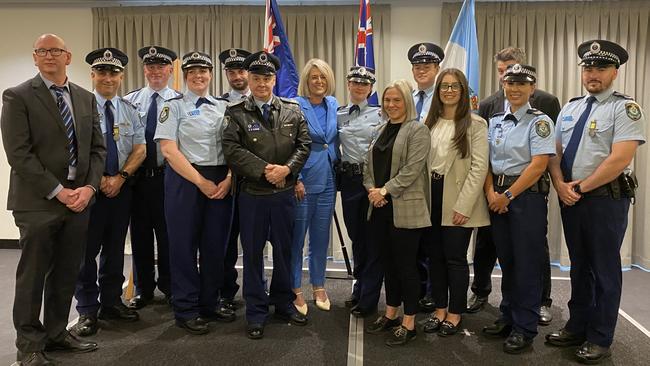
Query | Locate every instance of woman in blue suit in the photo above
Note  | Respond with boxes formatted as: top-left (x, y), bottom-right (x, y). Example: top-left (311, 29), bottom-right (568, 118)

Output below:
top-left (292, 58), bottom-right (339, 315)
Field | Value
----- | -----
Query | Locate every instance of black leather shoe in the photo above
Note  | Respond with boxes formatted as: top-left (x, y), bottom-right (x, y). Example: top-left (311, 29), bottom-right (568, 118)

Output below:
top-left (418, 296), bottom-right (436, 312)
top-left (275, 311), bottom-right (308, 326)
top-left (175, 317), bottom-right (209, 335)
top-left (247, 323), bottom-right (265, 340)
top-left (18, 351), bottom-right (55, 366)
top-left (366, 316), bottom-right (401, 334)
top-left (127, 294), bottom-right (154, 310)
top-left (503, 332), bottom-right (533, 354)
top-left (344, 296), bottom-right (359, 309)
top-left (422, 315), bottom-right (442, 333)
top-left (438, 319), bottom-right (461, 337)
top-left (220, 298), bottom-right (240, 311)
top-left (200, 307), bottom-right (236, 323)
top-left (70, 314), bottom-right (98, 337)
top-left (45, 331), bottom-right (98, 353)
top-left (466, 293), bottom-right (488, 313)
top-left (385, 325), bottom-right (417, 346)
top-left (539, 305), bottom-right (553, 326)
top-left (350, 305), bottom-right (376, 318)
top-left (482, 319), bottom-right (512, 337)
top-left (575, 341), bottom-right (611, 364)
top-left (98, 303), bottom-right (139, 322)
top-left (545, 328), bottom-right (586, 347)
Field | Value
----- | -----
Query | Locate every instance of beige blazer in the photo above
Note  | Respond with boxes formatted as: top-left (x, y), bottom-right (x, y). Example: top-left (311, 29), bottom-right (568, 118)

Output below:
top-left (364, 119), bottom-right (432, 229)
top-left (433, 114), bottom-right (490, 227)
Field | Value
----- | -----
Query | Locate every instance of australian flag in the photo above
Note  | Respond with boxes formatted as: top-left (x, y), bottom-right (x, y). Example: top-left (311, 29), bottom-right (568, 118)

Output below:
top-left (264, 0), bottom-right (299, 98)
top-left (354, 0), bottom-right (378, 104)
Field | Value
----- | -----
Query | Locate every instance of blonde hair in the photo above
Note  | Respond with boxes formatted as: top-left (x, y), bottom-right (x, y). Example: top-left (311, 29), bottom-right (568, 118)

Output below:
top-left (298, 58), bottom-right (335, 97)
top-left (381, 79), bottom-right (416, 122)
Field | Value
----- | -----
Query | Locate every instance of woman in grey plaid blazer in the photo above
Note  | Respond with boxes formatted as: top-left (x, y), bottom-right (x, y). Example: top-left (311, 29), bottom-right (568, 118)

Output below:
top-left (362, 79), bottom-right (432, 346)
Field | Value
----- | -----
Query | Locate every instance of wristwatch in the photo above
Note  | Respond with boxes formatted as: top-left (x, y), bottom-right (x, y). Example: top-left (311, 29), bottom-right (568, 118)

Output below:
top-left (504, 190), bottom-right (514, 200)
top-left (119, 170), bottom-right (130, 180)
top-left (379, 187), bottom-right (387, 197)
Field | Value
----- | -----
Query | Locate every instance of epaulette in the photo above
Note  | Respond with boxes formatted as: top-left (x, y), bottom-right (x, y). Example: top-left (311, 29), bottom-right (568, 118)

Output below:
top-left (491, 111), bottom-right (506, 119)
top-left (221, 92), bottom-right (230, 99)
top-left (613, 91), bottom-right (633, 100)
top-left (124, 87), bottom-right (142, 96)
top-left (228, 99), bottom-right (246, 108)
top-left (527, 108), bottom-right (544, 116)
top-left (211, 95), bottom-right (229, 102)
top-left (119, 97), bottom-right (138, 109)
top-left (336, 105), bottom-right (347, 112)
top-left (569, 95), bottom-right (585, 102)
top-left (368, 104), bottom-right (380, 108)
top-left (173, 89), bottom-right (182, 96)
top-left (278, 97), bottom-right (299, 105)
top-left (165, 94), bottom-right (184, 102)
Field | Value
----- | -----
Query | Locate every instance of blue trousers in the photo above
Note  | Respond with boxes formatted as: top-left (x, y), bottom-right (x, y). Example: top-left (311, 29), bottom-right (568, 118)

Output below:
top-left (291, 170), bottom-right (336, 289)
top-left (221, 178), bottom-right (242, 300)
top-left (490, 191), bottom-right (546, 339)
top-left (561, 195), bottom-right (629, 347)
top-left (75, 184), bottom-right (132, 315)
top-left (340, 173), bottom-right (383, 310)
top-left (240, 189), bottom-right (297, 325)
top-left (164, 165), bottom-right (232, 321)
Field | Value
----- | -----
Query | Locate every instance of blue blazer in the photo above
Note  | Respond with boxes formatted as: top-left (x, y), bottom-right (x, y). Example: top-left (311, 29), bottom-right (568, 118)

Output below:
top-left (296, 95), bottom-right (339, 194)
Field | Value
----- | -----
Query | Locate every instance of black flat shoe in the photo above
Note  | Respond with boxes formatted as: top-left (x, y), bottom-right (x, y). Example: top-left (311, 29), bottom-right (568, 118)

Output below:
top-left (175, 317), bottom-right (209, 335)
top-left (98, 303), bottom-right (139, 322)
top-left (200, 307), bottom-right (236, 323)
top-left (418, 296), bottom-right (436, 312)
top-left (350, 305), bottom-right (376, 318)
top-left (247, 323), bottom-right (264, 340)
top-left (438, 319), bottom-right (461, 337)
top-left (575, 341), bottom-right (611, 364)
top-left (220, 298), bottom-right (240, 311)
top-left (503, 332), bottom-right (533, 354)
top-left (275, 311), bottom-right (308, 326)
top-left (539, 305), bottom-right (553, 326)
top-left (127, 294), bottom-right (154, 310)
top-left (18, 351), bottom-right (55, 366)
top-left (385, 325), bottom-right (417, 346)
top-left (467, 293), bottom-right (488, 313)
top-left (366, 316), bottom-right (401, 334)
top-left (70, 314), bottom-right (98, 337)
top-left (545, 328), bottom-right (586, 347)
top-left (345, 296), bottom-right (359, 309)
top-left (45, 331), bottom-right (98, 353)
top-left (483, 319), bottom-right (512, 337)
top-left (422, 316), bottom-right (442, 333)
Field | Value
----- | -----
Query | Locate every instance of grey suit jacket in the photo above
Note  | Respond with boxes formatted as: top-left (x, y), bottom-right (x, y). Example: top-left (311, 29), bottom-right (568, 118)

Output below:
top-left (1, 74), bottom-right (105, 211)
top-left (364, 119), bottom-right (431, 229)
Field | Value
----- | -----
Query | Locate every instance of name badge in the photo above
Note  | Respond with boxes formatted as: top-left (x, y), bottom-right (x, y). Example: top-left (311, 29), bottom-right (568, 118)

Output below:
top-left (187, 109), bottom-right (201, 117)
top-left (247, 122), bottom-right (261, 132)
top-left (562, 115), bottom-right (573, 122)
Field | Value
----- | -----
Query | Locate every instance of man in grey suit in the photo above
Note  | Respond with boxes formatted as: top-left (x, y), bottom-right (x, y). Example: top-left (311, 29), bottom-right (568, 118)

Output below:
top-left (1, 34), bottom-right (105, 365)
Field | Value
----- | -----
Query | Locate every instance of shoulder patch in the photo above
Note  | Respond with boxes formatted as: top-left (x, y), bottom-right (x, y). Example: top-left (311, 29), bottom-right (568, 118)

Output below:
top-left (278, 97), bottom-right (299, 105)
top-left (124, 87), bottom-right (142, 96)
top-left (613, 91), bottom-right (633, 100)
top-left (625, 102), bottom-right (642, 121)
top-left (166, 94), bottom-right (184, 102)
top-left (527, 108), bottom-right (544, 116)
top-left (159, 106), bottom-right (170, 123)
top-left (535, 120), bottom-right (551, 138)
top-left (569, 95), bottom-right (585, 102)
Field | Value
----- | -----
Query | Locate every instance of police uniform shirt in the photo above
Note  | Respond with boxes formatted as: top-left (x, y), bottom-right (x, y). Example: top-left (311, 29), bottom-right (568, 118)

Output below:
top-left (154, 91), bottom-right (229, 166)
top-left (336, 100), bottom-right (382, 164)
top-left (488, 102), bottom-right (556, 176)
top-left (94, 92), bottom-right (145, 168)
top-left (124, 86), bottom-right (182, 166)
top-left (556, 87), bottom-right (646, 180)
top-left (222, 89), bottom-right (251, 103)
top-left (413, 85), bottom-right (435, 122)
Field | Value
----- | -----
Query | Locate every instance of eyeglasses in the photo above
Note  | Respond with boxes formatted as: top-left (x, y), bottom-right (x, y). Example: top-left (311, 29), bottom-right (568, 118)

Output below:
top-left (440, 82), bottom-right (462, 92)
top-left (34, 48), bottom-right (68, 57)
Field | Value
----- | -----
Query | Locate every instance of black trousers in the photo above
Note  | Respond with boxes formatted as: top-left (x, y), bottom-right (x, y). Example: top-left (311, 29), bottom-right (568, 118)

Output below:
top-left (13, 207), bottom-right (90, 355)
top-left (369, 202), bottom-right (423, 316)
top-left (221, 180), bottom-right (241, 300)
top-left (130, 170), bottom-right (171, 298)
top-left (425, 177), bottom-right (473, 314)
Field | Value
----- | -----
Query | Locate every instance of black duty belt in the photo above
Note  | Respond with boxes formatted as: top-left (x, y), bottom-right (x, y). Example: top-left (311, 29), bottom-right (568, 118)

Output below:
top-left (493, 172), bottom-right (550, 194)
top-left (136, 166), bottom-right (165, 178)
top-left (337, 161), bottom-right (364, 177)
top-left (431, 172), bottom-right (444, 180)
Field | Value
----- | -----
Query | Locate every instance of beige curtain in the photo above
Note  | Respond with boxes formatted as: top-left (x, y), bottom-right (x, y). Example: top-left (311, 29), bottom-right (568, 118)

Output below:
top-left (442, 0), bottom-right (650, 269)
top-left (92, 5), bottom-right (391, 106)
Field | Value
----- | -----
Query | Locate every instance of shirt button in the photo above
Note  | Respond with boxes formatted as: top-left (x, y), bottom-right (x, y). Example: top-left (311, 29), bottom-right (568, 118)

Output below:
top-left (323, 143), bottom-right (328, 149)
top-left (253, 138), bottom-right (258, 142)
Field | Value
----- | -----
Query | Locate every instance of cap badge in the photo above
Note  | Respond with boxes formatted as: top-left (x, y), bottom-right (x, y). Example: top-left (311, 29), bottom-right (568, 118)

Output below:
top-left (359, 67), bottom-right (367, 75)
top-left (590, 42), bottom-right (601, 54)
top-left (512, 64), bottom-right (522, 73)
top-left (104, 49), bottom-right (113, 60)
top-left (191, 52), bottom-right (200, 59)
top-left (229, 49), bottom-right (237, 58)
top-left (148, 47), bottom-right (157, 56)
top-left (259, 53), bottom-right (268, 63)
top-left (418, 44), bottom-right (427, 53)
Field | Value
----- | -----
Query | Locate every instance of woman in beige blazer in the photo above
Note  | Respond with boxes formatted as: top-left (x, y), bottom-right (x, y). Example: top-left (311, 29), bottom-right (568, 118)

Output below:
top-left (420, 69), bottom-right (490, 337)
top-left (363, 79), bottom-right (431, 346)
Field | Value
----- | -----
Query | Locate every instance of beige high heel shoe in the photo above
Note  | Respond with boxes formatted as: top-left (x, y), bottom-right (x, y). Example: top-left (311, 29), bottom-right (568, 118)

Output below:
top-left (313, 288), bottom-right (331, 311)
top-left (294, 292), bottom-right (308, 315)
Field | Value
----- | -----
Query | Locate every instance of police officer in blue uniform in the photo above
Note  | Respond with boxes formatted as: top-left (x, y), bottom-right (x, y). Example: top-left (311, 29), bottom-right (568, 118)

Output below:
top-left (482, 64), bottom-right (556, 354)
top-left (155, 51), bottom-right (236, 335)
top-left (72, 48), bottom-right (146, 336)
top-left (222, 51), bottom-right (311, 340)
top-left (217, 47), bottom-right (252, 311)
top-left (546, 40), bottom-right (645, 364)
top-left (336, 66), bottom-right (383, 317)
top-left (408, 42), bottom-right (444, 311)
top-left (124, 46), bottom-right (181, 310)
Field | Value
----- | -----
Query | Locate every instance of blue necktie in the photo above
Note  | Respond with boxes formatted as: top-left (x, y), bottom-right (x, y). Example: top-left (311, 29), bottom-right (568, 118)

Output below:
top-left (104, 100), bottom-right (119, 176)
top-left (262, 103), bottom-right (270, 121)
top-left (195, 97), bottom-right (212, 108)
top-left (349, 105), bottom-right (360, 115)
top-left (144, 92), bottom-right (158, 168)
top-left (51, 86), bottom-right (77, 167)
top-left (560, 96), bottom-right (597, 181)
top-left (416, 90), bottom-right (426, 120)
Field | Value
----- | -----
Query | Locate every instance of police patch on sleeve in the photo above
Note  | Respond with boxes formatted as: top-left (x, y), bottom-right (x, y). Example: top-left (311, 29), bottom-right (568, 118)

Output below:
top-left (535, 120), bottom-right (551, 138)
top-left (625, 102), bottom-right (642, 121)
top-left (159, 106), bottom-right (169, 123)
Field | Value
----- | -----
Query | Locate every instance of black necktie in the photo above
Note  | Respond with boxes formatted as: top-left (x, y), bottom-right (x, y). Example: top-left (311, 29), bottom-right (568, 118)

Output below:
top-left (196, 97), bottom-right (212, 108)
top-left (50, 85), bottom-right (77, 167)
top-left (104, 100), bottom-right (119, 176)
top-left (144, 92), bottom-right (158, 168)
top-left (262, 103), bottom-right (270, 121)
top-left (561, 96), bottom-right (598, 180)
top-left (416, 90), bottom-right (426, 119)
top-left (349, 105), bottom-right (360, 115)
